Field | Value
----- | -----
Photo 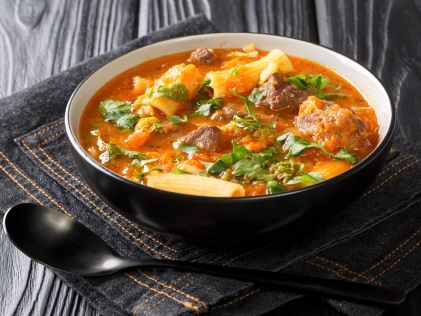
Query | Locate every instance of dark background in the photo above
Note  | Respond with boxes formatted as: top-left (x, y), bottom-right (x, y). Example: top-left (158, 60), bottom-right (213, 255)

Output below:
top-left (0, 0), bottom-right (420, 315)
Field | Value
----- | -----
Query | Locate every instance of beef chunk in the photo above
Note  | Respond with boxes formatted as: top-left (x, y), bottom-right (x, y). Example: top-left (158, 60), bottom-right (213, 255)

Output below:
top-left (175, 126), bottom-right (222, 152)
top-left (295, 96), bottom-right (370, 152)
top-left (189, 48), bottom-right (215, 64)
top-left (257, 74), bottom-right (314, 111)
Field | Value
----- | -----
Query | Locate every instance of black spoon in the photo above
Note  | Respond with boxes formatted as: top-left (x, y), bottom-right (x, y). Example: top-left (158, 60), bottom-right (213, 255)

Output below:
top-left (3, 203), bottom-right (405, 306)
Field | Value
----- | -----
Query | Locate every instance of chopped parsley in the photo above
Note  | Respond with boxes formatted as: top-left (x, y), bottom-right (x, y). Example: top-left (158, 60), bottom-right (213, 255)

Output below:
top-left (99, 100), bottom-right (139, 129)
top-left (168, 115), bottom-right (188, 125)
top-left (100, 142), bottom-right (146, 163)
top-left (155, 82), bottom-right (189, 101)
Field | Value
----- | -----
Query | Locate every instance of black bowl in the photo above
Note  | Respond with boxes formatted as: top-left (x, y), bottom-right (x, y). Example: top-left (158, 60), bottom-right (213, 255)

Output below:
top-left (65, 33), bottom-right (394, 240)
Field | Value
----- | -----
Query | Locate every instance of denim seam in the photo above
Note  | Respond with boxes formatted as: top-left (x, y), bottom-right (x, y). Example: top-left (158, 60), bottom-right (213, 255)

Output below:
top-left (36, 143), bottom-right (179, 255)
top-left (21, 122), bottom-right (291, 314)
top-left (361, 228), bottom-right (421, 275)
top-left (22, 126), bottom-right (179, 255)
top-left (311, 256), bottom-right (379, 285)
top-left (21, 137), bottom-right (178, 259)
top-left (125, 273), bottom-right (200, 313)
top-left (0, 151), bottom-right (71, 216)
top-left (363, 160), bottom-right (421, 196)
top-left (369, 239), bottom-right (421, 282)
top-left (17, 120), bottom-right (421, 314)
top-left (0, 149), bottom-right (201, 313)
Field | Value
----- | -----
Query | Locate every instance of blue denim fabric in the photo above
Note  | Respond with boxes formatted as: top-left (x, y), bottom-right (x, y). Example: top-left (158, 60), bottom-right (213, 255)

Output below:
top-left (1, 15), bottom-right (420, 316)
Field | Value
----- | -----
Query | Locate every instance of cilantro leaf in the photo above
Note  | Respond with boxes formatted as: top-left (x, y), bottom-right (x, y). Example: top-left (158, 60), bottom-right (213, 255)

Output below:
top-left (195, 97), bottom-right (223, 116)
top-left (168, 115), bottom-right (188, 125)
top-left (205, 144), bottom-right (250, 175)
top-left (267, 180), bottom-right (286, 194)
top-left (233, 115), bottom-right (262, 131)
top-left (287, 74), bottom-right (309, 89)
top-left (231, 88), bottom-right (257, 120)
top-left (333, 148), bottom-right (360, 164)
top-left (277, 132), bottom-right (329, 157)
top-left (156, 83), bottom-right (189, 101)
top-left (99, 100), bottom-right (139, 129)
top-left (248, 87), bottom-right (267, 104)
top-left (100, 142), bottom-right (146, 163)
top-left (115, 113), bottom-right (140, 129)
top-left (286, 172), bottom-right (324, 185)
top-left (176, 143), bottom-right (199, 154)
top-left (136, 166), bottom-right (163, 178)
top-left (132, 158), bottom-right (159, 168)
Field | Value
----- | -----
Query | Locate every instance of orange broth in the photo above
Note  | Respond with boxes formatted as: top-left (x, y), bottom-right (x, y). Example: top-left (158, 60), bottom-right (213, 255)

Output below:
top-left (79, 48), bottom-right (379, 196)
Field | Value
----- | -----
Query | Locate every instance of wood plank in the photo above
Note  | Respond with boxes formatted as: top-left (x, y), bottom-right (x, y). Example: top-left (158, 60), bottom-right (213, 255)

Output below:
top-left (138, 0), bottom-right (318, 42)
top-left (314, 1), bottom-right (421, 315)
top-left (315, 0), bottom-right (421, 154)
top-left (0, 0), bottom-right (138, 97)
top-left (0, 1), bottom-right (138, 315)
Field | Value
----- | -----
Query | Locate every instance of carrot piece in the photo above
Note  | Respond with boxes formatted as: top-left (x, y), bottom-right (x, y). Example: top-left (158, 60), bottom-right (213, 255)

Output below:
top-left (246, 142), bottom-right (267, 152)
top-left (125, 132), bottom-right (151, 149)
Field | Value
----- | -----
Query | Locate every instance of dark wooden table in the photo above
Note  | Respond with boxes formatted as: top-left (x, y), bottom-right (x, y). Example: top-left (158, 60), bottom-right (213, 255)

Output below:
top-left (1, 0), bottom-right (420, 315)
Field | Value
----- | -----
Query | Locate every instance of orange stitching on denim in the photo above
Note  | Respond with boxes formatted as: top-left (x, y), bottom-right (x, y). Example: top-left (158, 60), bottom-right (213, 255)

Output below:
top-left (304, 259), bottom-right (356, 282)
top-left (134, 252), bottom-right (236, 314)
top-left (21, 139), bottom-right (174, 259)
top-left (210, 288), bottom-right (260, 311)
top-left (377, 155), bottom-right (412, 178)
top-left (369, 240), bottom-right (421, 282)
top-left (28, 119), bottom-right (64, 139)
top-left (0, 151), bottom-right (71, 216)
top-left (38, 129), bottom-right (66, 147)
top-left (125, 273), bottom-right (200, 313)
top-left (36, 144), bottom-right (178, 255)
top-left (0, 165), bottom-right (44, 205)
top-left (137, 271), bottom-right (208, 311)
top-left (313, 256), bottom-right (376, 284)
top-left (142, 296), bottom-right (167, 315)
top-left (363, 160), bottom-right (420, 196)
top-left (361, 228), bottom-right (420, 275)
top-left (26, 128), bottom-right (178, 255)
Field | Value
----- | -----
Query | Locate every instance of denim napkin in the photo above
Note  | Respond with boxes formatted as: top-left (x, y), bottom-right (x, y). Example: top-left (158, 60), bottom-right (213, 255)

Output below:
top-left (1, 15), bottom-right (421, 316)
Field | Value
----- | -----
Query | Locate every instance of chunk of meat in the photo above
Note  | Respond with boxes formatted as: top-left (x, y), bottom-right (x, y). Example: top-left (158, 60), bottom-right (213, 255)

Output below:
top-left (295, 96), bottom-right (371, 153)
top-left (175, 126), bottom-right (223, 152)
top-left (257, 74), bottom-right (315, 111)
top-left (189, 48), bottom-right (215, 64)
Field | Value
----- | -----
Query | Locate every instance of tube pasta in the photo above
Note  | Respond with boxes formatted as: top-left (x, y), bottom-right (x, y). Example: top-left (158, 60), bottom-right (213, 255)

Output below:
top-left (141, 64), bottom-right (204, 116)
top-left (146, 174), bottom-right (246, 197)
top-left (206, 49), bottom-right (293, 97)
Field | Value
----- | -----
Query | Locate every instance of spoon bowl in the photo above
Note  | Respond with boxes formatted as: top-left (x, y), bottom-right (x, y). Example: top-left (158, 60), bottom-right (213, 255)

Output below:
top-left (2, 203), bottom-right (406, 306)
top-left (2, 203), bottom-right (130, 275)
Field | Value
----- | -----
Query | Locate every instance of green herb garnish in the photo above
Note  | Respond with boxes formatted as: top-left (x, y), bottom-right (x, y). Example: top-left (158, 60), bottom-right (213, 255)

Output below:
top-left (195, 98), bottom-right (223, 116)
top-left (176, 143), bottom-right (199, 154)
top-left (286, 172), bottom-right (325, 185)
top-left (99, 100), bottom-right (139, 129)
top-left (277, 132), bottom-right (328, 157)
top-left (132, 158), bottom-right (159, 168)
top-left (168, 115), bottom-right (188, 125)
top-left (267, 180), bottom-right (286, 194)
top-left (100, 142), bottom-right (146, 163)
top-left (333, 148), bottom-right (360, 164)
top-left (155, 82), bottom-right (189, 101)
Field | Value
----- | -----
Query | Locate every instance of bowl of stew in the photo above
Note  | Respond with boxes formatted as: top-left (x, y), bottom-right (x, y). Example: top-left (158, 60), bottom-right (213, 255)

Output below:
top-left (65, 33), bottom-right (394, 240)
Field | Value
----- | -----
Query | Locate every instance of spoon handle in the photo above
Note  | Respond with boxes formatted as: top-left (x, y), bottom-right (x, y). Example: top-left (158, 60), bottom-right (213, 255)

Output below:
top-left (137, 259), bottom-right (405, 306)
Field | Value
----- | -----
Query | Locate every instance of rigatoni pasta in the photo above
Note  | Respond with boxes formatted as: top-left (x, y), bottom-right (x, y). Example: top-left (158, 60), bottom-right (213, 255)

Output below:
top-left (79, 44), bottom-right (379, 196)
top-left (147, 174), bottom-right (246, 197)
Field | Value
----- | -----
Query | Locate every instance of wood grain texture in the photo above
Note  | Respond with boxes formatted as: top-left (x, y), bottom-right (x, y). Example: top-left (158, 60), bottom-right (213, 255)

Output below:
top-left (315, 0), bottom-right (421, 155)
top-left (0, 0), bottom-right (138, 315)
top-left (1, 0), bottom-right (420, 315)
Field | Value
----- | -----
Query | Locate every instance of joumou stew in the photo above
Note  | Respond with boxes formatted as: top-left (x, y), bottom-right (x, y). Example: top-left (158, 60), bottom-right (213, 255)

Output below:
top-left (79, 44), bottom-right (379, 197)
